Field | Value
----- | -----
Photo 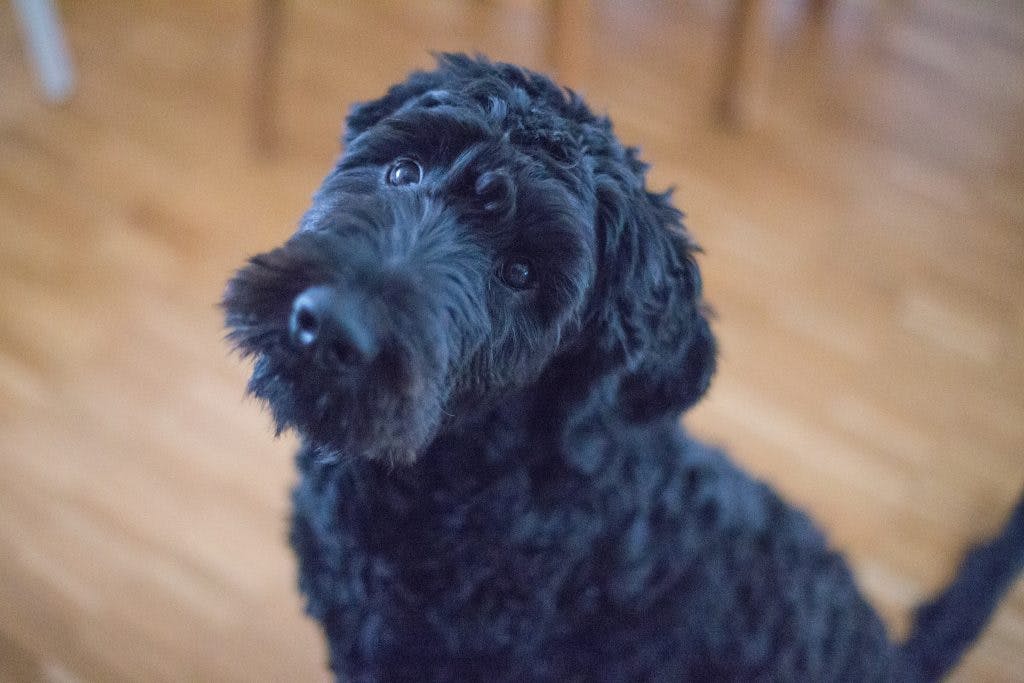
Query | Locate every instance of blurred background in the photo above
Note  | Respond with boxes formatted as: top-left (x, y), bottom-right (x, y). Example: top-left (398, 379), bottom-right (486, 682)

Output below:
top-left (1, 0), bottom-right (1022, 680)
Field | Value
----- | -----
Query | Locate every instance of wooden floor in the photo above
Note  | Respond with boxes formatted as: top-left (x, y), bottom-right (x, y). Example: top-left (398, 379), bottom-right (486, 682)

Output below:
top-left (1, 1), bottom-right (1022, 680)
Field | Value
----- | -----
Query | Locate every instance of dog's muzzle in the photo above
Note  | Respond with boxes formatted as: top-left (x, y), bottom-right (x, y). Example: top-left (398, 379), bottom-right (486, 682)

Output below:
top-left (223, 196), bottom-right (491, 462)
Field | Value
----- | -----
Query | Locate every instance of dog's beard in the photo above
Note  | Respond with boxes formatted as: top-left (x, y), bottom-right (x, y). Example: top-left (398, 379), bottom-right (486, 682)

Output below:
top-left (223, 237), bottom-right (453, 466)
top-left (245, 344), bottom-right (446, 465)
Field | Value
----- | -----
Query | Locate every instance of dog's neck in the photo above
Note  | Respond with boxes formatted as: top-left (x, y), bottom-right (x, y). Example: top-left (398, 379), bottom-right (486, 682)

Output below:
top-left (440, 351), bottom-right (624, 439)
top-left (401, 377), bottom-right (674, 472)
top-left (293, 368), bottom-right (689, 572)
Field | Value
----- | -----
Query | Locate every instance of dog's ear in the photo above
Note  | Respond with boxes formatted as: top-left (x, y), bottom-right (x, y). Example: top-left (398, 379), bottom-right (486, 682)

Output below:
top-left (592, 152), bottom-right (716, 421)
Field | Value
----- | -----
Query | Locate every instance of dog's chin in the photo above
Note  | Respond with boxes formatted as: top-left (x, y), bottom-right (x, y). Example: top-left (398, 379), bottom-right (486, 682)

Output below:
top-left (246, 351), bottom-right (445, 467)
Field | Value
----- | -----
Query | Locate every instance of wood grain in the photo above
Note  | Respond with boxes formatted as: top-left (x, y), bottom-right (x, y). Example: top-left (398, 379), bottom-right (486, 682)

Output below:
top-left (1, 1), bottom-right (1022, 680)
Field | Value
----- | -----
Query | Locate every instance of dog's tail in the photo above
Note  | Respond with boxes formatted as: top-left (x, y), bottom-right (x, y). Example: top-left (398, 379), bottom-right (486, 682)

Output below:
top-left (898, 491), bottom-right (1024, 681)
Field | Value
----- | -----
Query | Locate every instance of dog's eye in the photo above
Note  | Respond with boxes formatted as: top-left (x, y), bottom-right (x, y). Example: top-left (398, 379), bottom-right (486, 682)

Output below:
top-left (386, 158), bottom-right (422, 186)
top-left (499, 258), bottom-right (536, 290)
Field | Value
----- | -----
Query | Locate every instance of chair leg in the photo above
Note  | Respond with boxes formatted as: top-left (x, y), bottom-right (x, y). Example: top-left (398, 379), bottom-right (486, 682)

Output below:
top-left (12, 0), bottom-right (75, 102)
top-left (254, 0), bottom-right (285, 156)
top-left (544, 0), bottom-right (592, 88)
top-left (808, 0), bottom-right (833, 25)
top-left (716, 0), bottom-right (769, 132)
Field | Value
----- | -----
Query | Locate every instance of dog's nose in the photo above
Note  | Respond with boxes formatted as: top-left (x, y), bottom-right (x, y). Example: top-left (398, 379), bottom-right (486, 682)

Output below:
top-left (289, 286), bottom-right (378, 367)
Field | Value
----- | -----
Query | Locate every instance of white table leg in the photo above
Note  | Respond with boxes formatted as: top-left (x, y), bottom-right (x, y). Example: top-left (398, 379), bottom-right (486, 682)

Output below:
top-left (12, 0), bottom-right (75, 102)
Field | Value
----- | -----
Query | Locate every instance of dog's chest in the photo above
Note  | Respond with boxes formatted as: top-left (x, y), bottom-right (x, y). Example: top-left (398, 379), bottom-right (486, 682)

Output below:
top-left (292, 442), bottom-right (621, 640)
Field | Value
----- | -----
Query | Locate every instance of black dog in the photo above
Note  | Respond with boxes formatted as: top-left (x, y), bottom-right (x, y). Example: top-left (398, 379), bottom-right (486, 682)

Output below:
top-left (224, 55), bottom-right (1024, 680)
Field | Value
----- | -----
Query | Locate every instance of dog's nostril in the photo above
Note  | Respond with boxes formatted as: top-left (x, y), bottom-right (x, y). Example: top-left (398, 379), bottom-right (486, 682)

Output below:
top-left (330, 339), bottom-right (360, 367)
top-left (294, 309), bottom-right (319, 343)
top-left (290, 287), bottom-right (332, 349)
top-left (329, 316), bottom-right (378, 368)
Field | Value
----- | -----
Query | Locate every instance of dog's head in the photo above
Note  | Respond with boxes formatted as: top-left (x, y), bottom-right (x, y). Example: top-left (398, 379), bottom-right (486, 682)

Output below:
top-left (223, 55), bottom-right (715, 464)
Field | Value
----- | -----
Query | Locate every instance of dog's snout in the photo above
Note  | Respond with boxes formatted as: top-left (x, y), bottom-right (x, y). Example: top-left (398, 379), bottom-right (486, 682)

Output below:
top-left (289, 286), bottom-right (378, 367)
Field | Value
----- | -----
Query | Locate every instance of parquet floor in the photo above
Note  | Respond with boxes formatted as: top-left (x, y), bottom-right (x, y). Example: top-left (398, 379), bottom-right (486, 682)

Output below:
top-left (1, 1), bottom-right (1022, 680)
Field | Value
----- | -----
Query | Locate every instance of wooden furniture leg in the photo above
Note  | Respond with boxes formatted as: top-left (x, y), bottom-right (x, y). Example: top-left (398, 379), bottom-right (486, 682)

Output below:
top-left (254, 0), bottom-right (285, 156)
top-left (544, 0), bottom-right (592, 88)
top-left (717, 0), bottom-right (769, 131)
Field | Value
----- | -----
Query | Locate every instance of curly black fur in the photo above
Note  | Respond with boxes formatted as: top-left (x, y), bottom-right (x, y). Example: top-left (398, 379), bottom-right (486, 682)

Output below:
top-left (224, 55), bottom-right (1023, 680)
